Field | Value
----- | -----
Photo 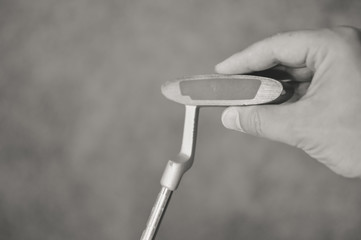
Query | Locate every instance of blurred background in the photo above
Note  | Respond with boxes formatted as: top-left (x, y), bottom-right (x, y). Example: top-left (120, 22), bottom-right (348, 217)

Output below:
top-left (0, 0), bottom-right (361, 239)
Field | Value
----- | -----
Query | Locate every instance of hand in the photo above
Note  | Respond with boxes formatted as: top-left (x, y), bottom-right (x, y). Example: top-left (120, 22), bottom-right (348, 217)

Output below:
top-left (216, 27), bottom-right (361, 178)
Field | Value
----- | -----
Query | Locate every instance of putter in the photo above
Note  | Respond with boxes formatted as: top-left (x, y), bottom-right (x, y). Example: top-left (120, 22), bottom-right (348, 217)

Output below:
top-left (140, 74), bottom-right (294, 240)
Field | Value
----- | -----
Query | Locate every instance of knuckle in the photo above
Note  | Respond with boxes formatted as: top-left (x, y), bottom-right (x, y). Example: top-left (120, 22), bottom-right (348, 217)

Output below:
top-left (326, 26), bottom-right (361, 51)
top-left (332, 26), bottom-right (361, 42)
top-left (313, 28), bottom-right (340, 46)
top-left (247, 109), bottom-right (263, 136)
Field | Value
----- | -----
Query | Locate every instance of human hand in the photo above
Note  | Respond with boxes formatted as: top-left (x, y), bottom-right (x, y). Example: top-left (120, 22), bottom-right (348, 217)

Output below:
top-left (216, 27), bottom-right (361, 178)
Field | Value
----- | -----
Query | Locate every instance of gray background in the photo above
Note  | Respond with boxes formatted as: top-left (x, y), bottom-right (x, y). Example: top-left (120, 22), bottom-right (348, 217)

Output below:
top-left (0, 0), bottom-right (361, 239)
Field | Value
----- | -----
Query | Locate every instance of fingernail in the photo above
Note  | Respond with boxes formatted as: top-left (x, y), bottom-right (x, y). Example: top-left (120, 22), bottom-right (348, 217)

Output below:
top-left (222, 109), bottom-right (244, 132)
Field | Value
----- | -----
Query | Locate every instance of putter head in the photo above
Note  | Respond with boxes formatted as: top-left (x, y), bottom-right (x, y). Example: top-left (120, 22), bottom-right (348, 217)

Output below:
top-left (161, 74), bottom-right (293, 106)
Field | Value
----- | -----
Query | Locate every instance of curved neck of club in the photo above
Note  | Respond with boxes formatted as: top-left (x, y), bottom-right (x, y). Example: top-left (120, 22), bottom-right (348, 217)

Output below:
top-left (179, 105), bottom-right (199, 161)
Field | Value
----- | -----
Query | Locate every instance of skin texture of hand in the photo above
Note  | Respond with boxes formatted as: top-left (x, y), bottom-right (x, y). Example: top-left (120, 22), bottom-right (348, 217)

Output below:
top-left (216, 27), bottom-right (361, 178)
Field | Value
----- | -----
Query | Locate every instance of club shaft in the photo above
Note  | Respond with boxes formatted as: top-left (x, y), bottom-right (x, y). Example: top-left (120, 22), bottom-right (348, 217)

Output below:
top-left (140, 187), bottom-right (173, 240)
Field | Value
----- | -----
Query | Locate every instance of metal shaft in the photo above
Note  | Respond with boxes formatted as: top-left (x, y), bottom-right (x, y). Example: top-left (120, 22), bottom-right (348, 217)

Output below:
top-left (140, 187), bottom-right (173, 240)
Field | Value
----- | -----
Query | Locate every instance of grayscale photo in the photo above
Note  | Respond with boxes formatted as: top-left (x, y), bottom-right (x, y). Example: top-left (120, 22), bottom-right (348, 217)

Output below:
top-left (0, 0), bottom-right (361, 239)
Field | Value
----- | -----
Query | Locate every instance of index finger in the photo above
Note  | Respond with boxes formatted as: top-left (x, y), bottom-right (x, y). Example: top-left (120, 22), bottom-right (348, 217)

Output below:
top-left (215, 30), bottom-right (328, 74)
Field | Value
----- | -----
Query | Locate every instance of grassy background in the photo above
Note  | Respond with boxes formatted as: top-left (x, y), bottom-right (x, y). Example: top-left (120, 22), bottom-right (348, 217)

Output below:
top-left (0, 0), bottom-right (361, 239)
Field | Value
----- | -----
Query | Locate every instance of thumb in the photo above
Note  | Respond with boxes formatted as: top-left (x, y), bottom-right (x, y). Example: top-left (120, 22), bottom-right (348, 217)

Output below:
top-left (222, 105), bottom-right (297, 145)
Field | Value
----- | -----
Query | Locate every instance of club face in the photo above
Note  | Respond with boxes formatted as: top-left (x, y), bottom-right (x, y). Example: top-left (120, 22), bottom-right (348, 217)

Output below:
top-left (161, 74), bottom-right (285, 106)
